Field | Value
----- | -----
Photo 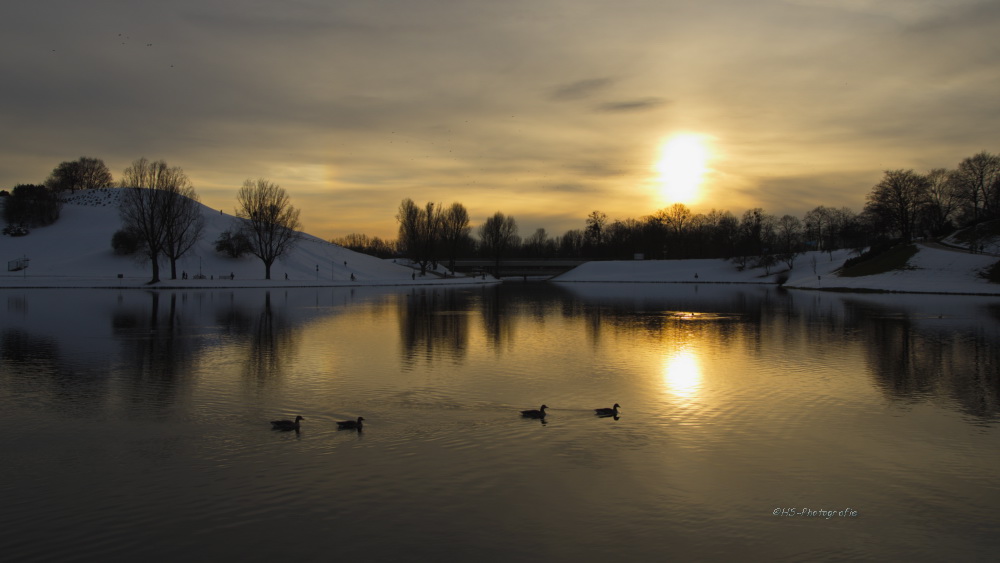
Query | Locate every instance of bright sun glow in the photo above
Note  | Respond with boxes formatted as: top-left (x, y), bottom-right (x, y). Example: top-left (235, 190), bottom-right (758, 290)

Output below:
top-left (663, 348), bottom-right (702, 399)
top-left (655, 134), bottom-right (709, 204)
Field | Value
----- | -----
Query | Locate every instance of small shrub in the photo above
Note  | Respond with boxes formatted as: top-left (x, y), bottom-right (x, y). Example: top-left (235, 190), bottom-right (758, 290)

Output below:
top-left (3, 224), bottom-right (29, 237)
top-left (981, 261), bottom-right (1000, 284)
top-left (111, 229), bottom-right (142, 255)
top-left (215, 230), bottom-right (252, 258)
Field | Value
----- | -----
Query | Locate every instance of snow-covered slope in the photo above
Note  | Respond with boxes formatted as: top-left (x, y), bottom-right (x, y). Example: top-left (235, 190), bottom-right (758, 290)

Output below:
top-left (555, 246), bottom-right (1000, 295)
top-left (0, 188), bottom-right (488, 288)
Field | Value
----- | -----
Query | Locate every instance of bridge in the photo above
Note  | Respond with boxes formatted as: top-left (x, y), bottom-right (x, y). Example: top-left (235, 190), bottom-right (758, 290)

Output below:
top-left (451, 260), bottom-right (587, 280)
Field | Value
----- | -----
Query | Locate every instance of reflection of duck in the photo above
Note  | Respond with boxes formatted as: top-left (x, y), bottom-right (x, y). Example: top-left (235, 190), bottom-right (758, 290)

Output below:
top-left (595, 403), bottom-right (620, 417)
top-left (337, 416), bottom-right (364, 430)
top-left (271, 415), bottom-right (304, 430)
top-left (520, 405), bottom-right (548, 418)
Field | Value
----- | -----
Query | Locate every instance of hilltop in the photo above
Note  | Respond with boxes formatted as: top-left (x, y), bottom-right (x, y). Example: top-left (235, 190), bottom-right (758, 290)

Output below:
top-left (0, 188), bottom-right (492, 289)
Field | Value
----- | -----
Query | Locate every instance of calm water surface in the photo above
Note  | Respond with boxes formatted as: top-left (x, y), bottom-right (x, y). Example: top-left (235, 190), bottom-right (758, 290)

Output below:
top-left (1, 284), bottom-right (998, 561)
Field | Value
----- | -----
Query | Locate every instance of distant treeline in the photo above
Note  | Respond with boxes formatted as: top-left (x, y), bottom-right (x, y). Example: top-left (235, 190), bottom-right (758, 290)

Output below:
top-left (6, 151), bottom-right (999, 272)
top-left (334, 150), bottom-right (1000, 270)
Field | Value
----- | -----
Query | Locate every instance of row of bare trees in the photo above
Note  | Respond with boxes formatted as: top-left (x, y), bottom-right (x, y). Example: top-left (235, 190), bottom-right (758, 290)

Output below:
top-left (865, 151), bottom-right (1000, 245)
top-left (340, 200), bottom-right (860, 271)
top-left (394, 199), bottom-right (473, 275)
top-left (20, 148), bottom-right (999, 280)
top-left (117, 158), bottom-right (300, 283)
top-left (552, 204), bottom-right (864, 272)
top-left (356, 199), bottom-right (524, 275)
top-left (350, 151), bottom-right (1000, 271)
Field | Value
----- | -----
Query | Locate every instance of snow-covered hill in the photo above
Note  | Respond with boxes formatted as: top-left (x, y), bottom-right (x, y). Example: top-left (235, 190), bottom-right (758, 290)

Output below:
top-left (0, 188), bottom-right (490, 288)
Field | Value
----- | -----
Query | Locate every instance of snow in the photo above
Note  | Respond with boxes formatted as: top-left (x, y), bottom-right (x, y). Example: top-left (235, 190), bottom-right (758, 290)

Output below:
top-left (0, 189), bottom-right (494, 289)
top-left (3, 189), bottom-right (999, 295)
top-left (553, 246), bottom-right (1000, 296)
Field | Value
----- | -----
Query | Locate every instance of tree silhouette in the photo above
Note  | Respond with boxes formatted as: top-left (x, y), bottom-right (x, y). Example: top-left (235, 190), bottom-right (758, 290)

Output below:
top-left (119, 158), bottom-right (198, 283)
top-left (46, 157), bottom-right (113, 192)
top-left (235, 178), bottom-right (301, 280)
top-left (478, 211), bottom-right (518, 276)
top-left (865, 169), bottom-right (929, 243)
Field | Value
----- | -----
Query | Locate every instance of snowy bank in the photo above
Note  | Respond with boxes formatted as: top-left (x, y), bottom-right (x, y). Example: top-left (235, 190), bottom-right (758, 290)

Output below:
top-left (784, 244), bottom-right (999, 295)
top-left (553, 250), bottom-right (851, 284)
top-left (1, 189), bottom-right (496, 289)
top-left (554, 246), bottom-right (1000, 296)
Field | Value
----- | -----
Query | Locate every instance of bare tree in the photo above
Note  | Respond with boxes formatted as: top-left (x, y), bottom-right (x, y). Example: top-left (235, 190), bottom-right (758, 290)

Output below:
top-left (331, 233), bottom-right (396, 258)
top-left (396, 198), bottom-right (443, 275)
top-left (523, 227), bottom-right (550, 258)
top-left (479, 211), bottom-right (519, 276)
top-left (557, 229), bottom-right (584, 258)
top-left (804, 205), bottom-right (834, 252)
top-left (864, 169), bottom-right (929, 243)
top-left (705, 208), bottom-right (739, 259)
top-left (162, 185), bottom-right (204, 280)
top-left (775, 214), bottom-right (803, 268)
top-left (923, 168), bottom-right (959, 235)
top-left (584, 210), bottom-right (607, 255)
top-left (236, 178), bottom-right (301, 280)
top-left (738, 208), bottom-right (769, 260)
top-left (119, 158), bottom-right (196, 283)
top-left (440, 202), bottom-right (472, 272)
top-left (654, 203), bottom-right (694, 258)
top-left (659, 203), bottom-right (692, 237)
top-left (47, 157), bottom-right (113, 192)
top-left (950, 151), bottom-right (1000, 222)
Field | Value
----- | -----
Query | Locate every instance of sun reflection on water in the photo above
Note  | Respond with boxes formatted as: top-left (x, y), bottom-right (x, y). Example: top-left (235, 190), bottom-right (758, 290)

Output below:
top-left (663, 348), bottom-right (703, 399)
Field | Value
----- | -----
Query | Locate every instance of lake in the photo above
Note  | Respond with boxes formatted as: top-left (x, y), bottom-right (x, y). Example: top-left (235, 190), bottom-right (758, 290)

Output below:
top-left (1, 283), bottom-right (998, 561)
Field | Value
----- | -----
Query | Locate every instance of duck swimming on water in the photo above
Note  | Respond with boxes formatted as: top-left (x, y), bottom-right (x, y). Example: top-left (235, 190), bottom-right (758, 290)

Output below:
top-left (271, 415), bottom-right (304, 431)
top-left (520, 405), bottom-right (548, 419)
top-left (595, 403), bottom-right (620, 417)
top-left (337, 416), bottom-right (364, 430)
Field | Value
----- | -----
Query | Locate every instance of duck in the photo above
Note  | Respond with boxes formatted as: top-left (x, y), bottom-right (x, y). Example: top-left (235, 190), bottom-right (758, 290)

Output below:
top-left (337, 416), bottom-right (365, 430)
top-left (271, 415), bottom-right (304, 430)
top-left (595, 403), bottom-right (621, 417)
top-left (520, 404), bottom-right (548, 419)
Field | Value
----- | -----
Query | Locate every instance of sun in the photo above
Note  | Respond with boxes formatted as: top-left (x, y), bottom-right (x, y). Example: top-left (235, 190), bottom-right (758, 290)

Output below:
top-left (662, 348), bottom-right (702, 398)
top-left (655, 134), bottom-right (710, 204)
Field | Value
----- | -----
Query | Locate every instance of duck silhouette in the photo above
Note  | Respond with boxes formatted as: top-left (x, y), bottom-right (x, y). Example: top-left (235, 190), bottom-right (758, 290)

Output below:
top-left (520, 405), bottom-right (548, 419)
top-left (271, 415), bottom-right (304, 431)
top-left (337, 416), bottom-right (364, 430)
top-left (594, 403), bottom-right (620, 417)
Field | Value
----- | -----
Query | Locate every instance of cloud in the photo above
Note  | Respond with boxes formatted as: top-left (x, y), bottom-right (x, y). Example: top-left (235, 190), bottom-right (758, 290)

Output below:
top-left (550, 78), bottom-right (614, 101)
top-left (743, 172), bottom-right (876, 216)
top-left (542, 183), bottom-right (600, 194)
top-left (596, 97), bottom-right (668, 113)
top-left (3, 0), bottom-right (1000, 241)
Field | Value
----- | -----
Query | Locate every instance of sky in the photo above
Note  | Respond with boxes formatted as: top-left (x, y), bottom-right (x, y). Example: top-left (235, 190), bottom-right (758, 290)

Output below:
top-left (3, 0), bottom-right (999, 240)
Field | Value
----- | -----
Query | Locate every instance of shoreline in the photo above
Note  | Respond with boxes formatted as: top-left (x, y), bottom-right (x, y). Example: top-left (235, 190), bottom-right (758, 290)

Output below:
top-left (0, 275), bottom-right (499, 290)
top-left (5, 277), bottom-right (997, 296)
